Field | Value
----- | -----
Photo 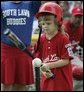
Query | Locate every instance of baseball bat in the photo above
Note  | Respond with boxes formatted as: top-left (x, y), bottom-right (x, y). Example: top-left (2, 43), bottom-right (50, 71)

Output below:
top-left (35, 25), bottom-right (42, 53)
top-left (3, 28), bottom-right (34, 59)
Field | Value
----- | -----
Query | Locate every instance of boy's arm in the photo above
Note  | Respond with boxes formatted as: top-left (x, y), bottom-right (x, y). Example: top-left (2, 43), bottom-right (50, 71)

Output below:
top-left (41, 59), bottom-right (70, 72)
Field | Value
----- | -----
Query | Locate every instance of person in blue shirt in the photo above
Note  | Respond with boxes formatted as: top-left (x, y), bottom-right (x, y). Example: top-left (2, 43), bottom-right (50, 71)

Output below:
top-left (1, 1), bottom-right (41, 91)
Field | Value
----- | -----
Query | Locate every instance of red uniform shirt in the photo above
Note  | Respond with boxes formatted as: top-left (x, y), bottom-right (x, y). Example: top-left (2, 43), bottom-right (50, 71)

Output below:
top-left (63, 20), bottom-right (83, 52)
top-left (37, 32), bottom-right (73, 91)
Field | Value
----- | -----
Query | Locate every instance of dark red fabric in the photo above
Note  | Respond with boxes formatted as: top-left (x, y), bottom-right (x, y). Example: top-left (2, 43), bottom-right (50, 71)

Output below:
top-left (1, 43), bottom-right (34, 85)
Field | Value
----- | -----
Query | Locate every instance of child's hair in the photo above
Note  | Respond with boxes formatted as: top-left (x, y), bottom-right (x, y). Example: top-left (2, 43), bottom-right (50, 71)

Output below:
top-left (38, 12), bottom-right (64, 33)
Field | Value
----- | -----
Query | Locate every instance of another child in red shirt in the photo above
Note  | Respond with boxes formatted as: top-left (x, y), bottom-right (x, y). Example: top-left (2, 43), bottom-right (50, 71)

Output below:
top-left (35, 2), bottom-right (74, 91)
top-left (63, 5), bottom-right (83, 53)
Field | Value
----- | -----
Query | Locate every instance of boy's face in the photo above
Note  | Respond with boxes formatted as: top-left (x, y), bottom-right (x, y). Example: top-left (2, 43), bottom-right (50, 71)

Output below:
top-left (38, 14), bottom-right (58, 35)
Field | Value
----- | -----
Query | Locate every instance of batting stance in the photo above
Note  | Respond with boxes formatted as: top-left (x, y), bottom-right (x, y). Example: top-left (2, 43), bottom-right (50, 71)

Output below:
top-left (1, 1), bottom-right (41, 91)
top-left (34, 2), bottom-right (74, 91)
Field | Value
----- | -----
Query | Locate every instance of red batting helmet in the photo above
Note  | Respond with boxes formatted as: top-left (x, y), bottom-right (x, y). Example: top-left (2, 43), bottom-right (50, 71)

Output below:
top-left (36, 2), bottom-right (63, 25)
top-left (72, 5), bottom-right (83, 16)
top-left (72, 65), bottom-right (83, 80)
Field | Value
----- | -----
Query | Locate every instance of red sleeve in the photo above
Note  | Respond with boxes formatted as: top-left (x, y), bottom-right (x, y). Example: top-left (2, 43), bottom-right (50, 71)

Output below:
top-left (60, 36), bottom-right (74, 60)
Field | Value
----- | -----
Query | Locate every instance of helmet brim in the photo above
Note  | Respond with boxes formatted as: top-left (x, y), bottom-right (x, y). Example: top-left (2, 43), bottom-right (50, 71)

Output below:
top-left (36, 11), bottom-right (56, 18)
top-left (72, 13), bottom-right (83, 16)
